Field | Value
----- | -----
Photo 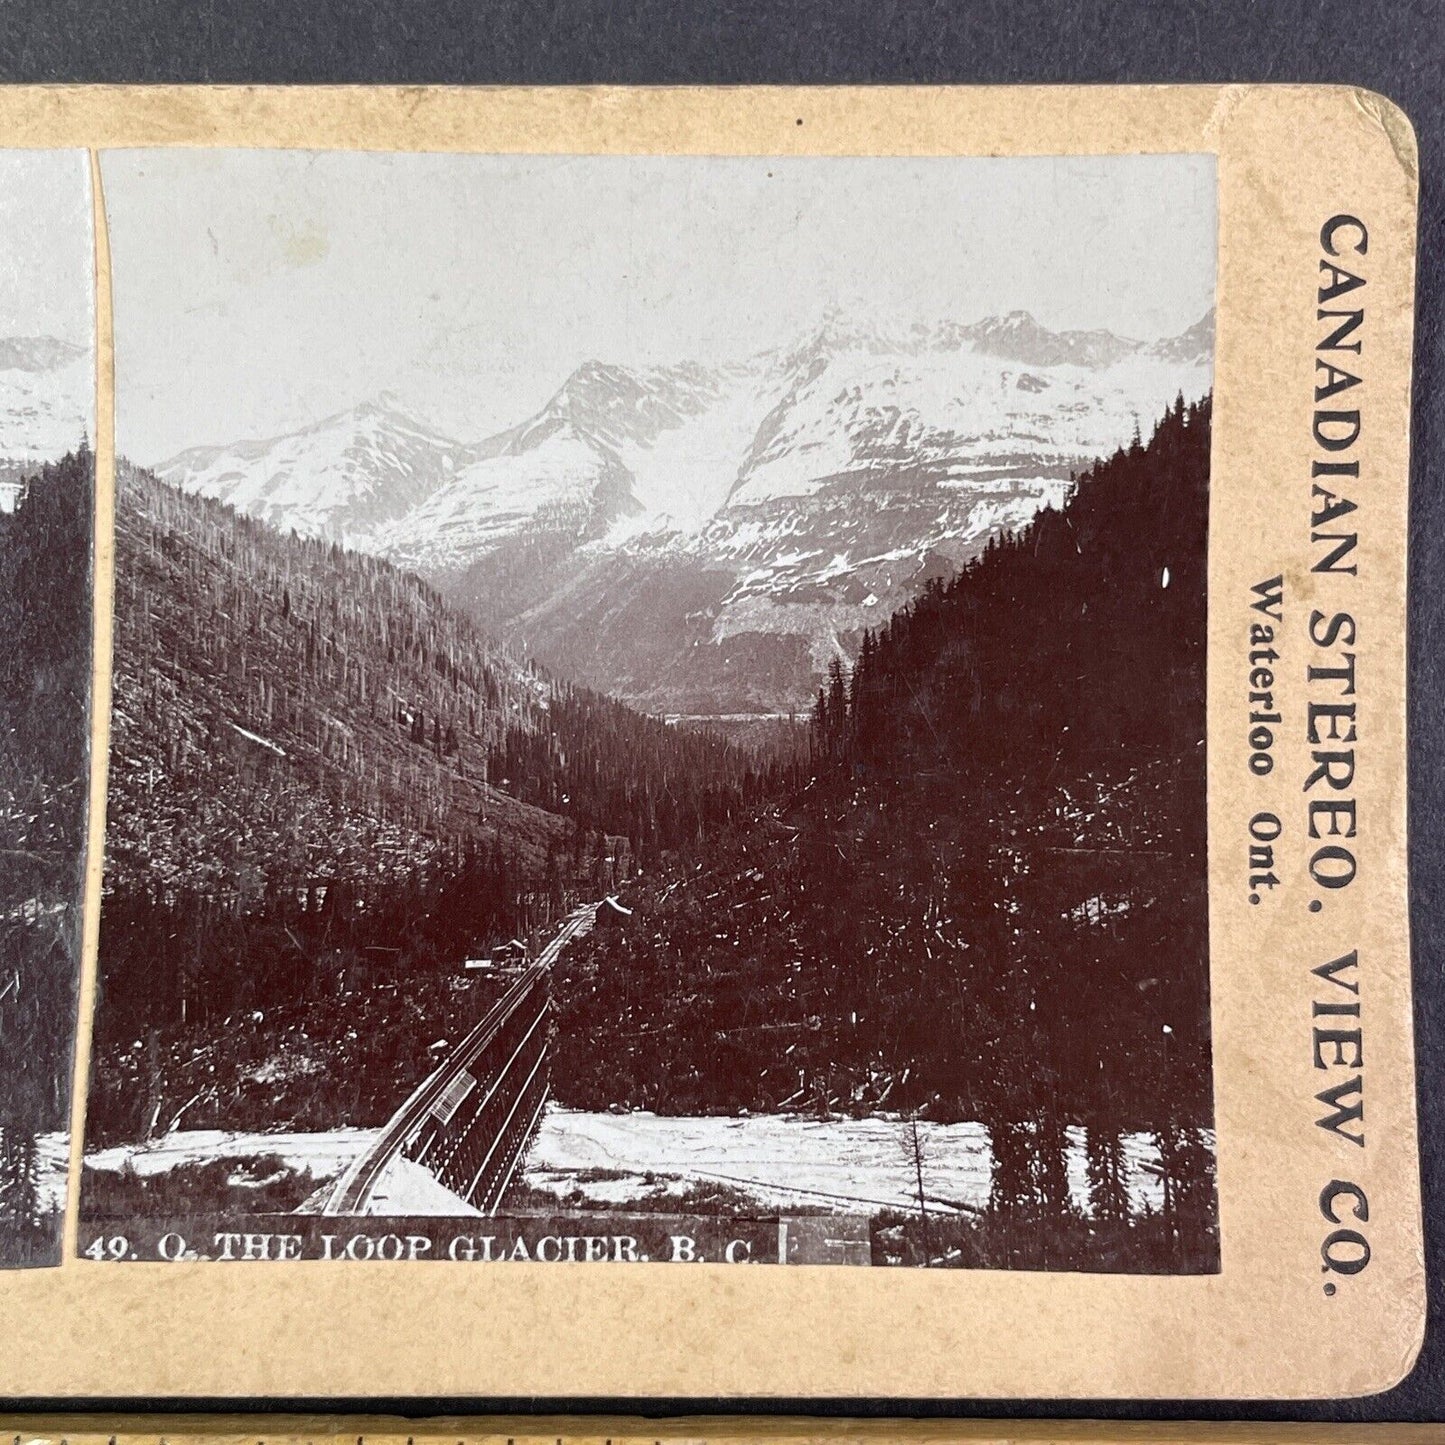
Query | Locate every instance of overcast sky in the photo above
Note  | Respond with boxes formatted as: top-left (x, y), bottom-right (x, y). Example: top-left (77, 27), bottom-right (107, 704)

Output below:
top-left (103, 150), bottom-right (1215, 465)
top-left (0, 150), bottom-right (92, 344)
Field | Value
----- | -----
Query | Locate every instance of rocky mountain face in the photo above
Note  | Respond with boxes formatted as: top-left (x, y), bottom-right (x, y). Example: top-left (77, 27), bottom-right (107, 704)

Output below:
top-left (0, 335), bottom-right (91, 477)
top-left (156, 401), bottom-right (475, 544)
top-left (156, 310), bottom-right (1213, 715)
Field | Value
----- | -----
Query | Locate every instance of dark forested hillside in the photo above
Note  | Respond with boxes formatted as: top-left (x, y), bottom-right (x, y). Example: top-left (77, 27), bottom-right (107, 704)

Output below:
top-left (88, 467), bottom-right (769, 1142)
top-left (103, 466), bottom-right (770, 899)
top-left (552, 397), bottom-right (1215, 1268)
top-left (0, 448), bottom-right (93, 1263)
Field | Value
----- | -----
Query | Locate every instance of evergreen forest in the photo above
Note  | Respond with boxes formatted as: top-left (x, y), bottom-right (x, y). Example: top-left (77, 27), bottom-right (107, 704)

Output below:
top-left (0, 448), bottom-right (93, 1264)
top-left (83, 399), bottom-right (1217, 1271)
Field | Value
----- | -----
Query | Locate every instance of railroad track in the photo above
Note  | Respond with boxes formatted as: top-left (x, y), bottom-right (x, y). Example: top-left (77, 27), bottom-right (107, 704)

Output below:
top-left (320, 903), bottom-right (595, 1216)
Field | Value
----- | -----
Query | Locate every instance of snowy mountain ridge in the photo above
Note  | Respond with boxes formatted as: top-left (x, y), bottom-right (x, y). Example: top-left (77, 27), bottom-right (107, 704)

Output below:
top-left (156, 400), bottom-right (474, 542)
top-left (0, 334), bottom-right (92, 468)
top-left (155, 309), bottom-right (1214, 713)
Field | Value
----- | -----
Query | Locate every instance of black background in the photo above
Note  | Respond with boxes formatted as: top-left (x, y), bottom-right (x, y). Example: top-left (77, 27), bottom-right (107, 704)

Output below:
top-left (0, 0), bottom-right (1440, 1422)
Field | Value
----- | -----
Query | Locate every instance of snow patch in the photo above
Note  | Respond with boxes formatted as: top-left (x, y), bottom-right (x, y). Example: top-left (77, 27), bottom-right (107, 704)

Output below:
top-left (524, 1107), bottom-right (994, 1215)
top-left (84, 1127), bottom-right (378, 1181)
top-left (361, 1154), bottom-right (482, 1217)
top-left (524, 1108), bottom-right (1187, 1219)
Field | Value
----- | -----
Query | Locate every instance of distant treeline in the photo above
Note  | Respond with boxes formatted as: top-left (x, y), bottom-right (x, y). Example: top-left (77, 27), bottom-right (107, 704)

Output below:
top-left (487, 688), bottom-right (800, 869)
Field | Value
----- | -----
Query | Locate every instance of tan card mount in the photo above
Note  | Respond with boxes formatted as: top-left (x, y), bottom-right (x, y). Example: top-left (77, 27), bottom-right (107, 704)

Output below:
top-left (0, 83), bottom-right (1421, 1401)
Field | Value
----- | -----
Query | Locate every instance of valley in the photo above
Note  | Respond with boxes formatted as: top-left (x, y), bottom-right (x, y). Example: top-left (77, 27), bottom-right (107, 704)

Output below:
top-left (156, 310), bottom-right (1213, 715)
top-left (79, 304), bottom-right (1220, 1271)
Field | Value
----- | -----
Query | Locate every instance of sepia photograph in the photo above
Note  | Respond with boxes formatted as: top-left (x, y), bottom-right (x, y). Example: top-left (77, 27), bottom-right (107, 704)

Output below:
top-left (81, 148), bottom-right (1218, 1272)
top-left (0, 148), bottom-right (95, 1267)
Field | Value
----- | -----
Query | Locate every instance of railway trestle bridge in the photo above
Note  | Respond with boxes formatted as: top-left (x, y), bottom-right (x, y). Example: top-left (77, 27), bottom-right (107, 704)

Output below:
top-left (322, 904), bottom-right (595, 1215)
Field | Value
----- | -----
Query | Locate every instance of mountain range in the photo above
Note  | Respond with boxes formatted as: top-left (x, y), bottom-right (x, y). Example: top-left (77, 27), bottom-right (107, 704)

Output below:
top-left (0, 335), bottom-right (91, 474)
top-left (155, 310), bottom-right (1214, 714)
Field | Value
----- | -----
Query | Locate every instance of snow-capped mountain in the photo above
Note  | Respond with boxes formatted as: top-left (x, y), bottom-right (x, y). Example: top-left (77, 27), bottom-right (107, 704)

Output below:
top-left (0, 335), bottom-right (91, 469)
top-left (155, 310), bottom-right (1213, 714)
top-left (377, 406), bottom-right (647, 576)
top-left (376, 358), bottom-right (771, 574)
top-left (943, 310), bottom-right (1143, 369)
top-left (1147, 310), bottom-right (1215, 366)
top-left (156, 400), bottom-right (472, 543)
